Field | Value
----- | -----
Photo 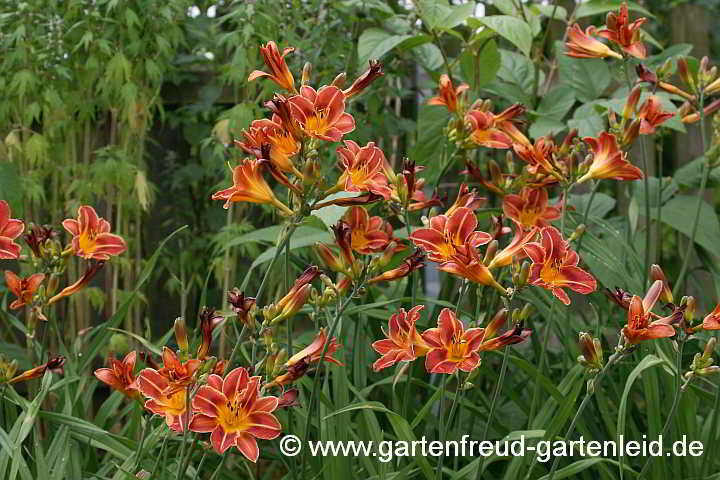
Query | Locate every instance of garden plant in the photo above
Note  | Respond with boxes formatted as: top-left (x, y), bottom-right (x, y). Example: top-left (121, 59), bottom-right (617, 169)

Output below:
top-left (3, 1), bottom-right (720, 479)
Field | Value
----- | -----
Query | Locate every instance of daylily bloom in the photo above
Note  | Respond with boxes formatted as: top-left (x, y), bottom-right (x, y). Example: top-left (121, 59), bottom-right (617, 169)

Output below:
top-left (197, 308), bottom-right (224, 360)
top-left (368, 249), bottom-right (425, 284)
top-left (248, 41), bottom-right (296, 92)
top-left (503, 187), bottom-right (562, 228)
top-left (465, 104), bottom-right (529, 149)
top-left (577, 132), bottom-right (643, 183)
top-left (336, 141), bottom-right (392, 199)
top-left (422, 308), bottom-right (529, 374)
top-left (190, 367), bottom-right (281, 460)
top-left (4, 271), bottom-right (45, 310)
top-left (703, 304), bottom-right (720, 330)
top-left (212, 159), bottom-right (293, 215)
top-left (513, 137), bottom-right (557, 177)
top-left (0, 200), bottom-right (24, 259)
top-left (136, 368), bottom-right (190, 432)
top-left (344, 207), bottom-right (393, 254)
top-left (228, 289), bottom-right (257, 328)
top-left (62, 206), bottom-right (127, 260)
top-left (372, 305), bottom-right (431, 371)
top-left (390, 158), bottom-right (443, 211)
top-left (272, 266), bottom-right (320, 324)
top-left (286, 328), bottom-right (343, 368)
top-left (9, 355), bottom-right (65, 384)
top-left (276, 388), bottom-right (300, 408)
top-left (288, 85), bottom-right (355, 142)
top-left (636, 96), bottom-right (674, 134)
top-left (445, 184), bottom-right (486, 216)
top-left (344, 59), bottom-right (384, 98)
top-left (597, 3), bottom-right (647, 59)
top-left (523, 226), bottom-right (596, 305)
top-left (23, 225), bottom-right (57, 259)
top-left (94, 351), bottom-right (142, 400)
top-left (157, 347), bottom-right (202, 395)
top-left (622, 280), bottom-right (677, 344)
top-left (565, 24), bottom-right (622, 59)
top-left (428, 74), bottom-right (469, 113)
top-left (236, 119), bottom-right (300, 175)
top-left (682, 99), bottom-right (720, 124)
top-left (486, 220), bottom-right (539, 269)
top-left (410, 207), bottom-right (491, 263)
top-left (47, 260), bottom-right (105, 305)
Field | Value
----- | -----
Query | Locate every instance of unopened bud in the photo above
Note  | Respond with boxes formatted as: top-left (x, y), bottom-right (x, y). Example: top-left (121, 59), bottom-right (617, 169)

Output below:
top-left (331, 72), bottom-right (347, 89)
top-left (174, 318), bottom-right (189, 354)
top-left (650, 264), bottom-right (673, 304)
top-left (302, 62), bottom-right (312, 86)
top-left (483, 240), bottom-right (498, 265)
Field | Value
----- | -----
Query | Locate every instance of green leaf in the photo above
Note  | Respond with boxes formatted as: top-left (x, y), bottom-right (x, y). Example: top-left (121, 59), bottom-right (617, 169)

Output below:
top-left (616, 354), bottom-right (664, 480)
top-left (415, 0), bottom-right (474, 30)
top-left (530, 4), bottom-right (568, 21)
top-left (411, 105), bottom-right (450, 179)
top-left (386, 413), bottom-right (434, 479)
top-left (536, 458), bottom-right (638, 479)
top-left (535, 85), bottom-right (576, 120)
top-left (529, 117), bottom-right (567, 139)
top-left (356, 28), bottom-right (412, 69)
top-left (311, 192), bottom-right (355, 228)
top-left (413, 43), bottom-right (444, 70)
top-left (323, 401), bottom-right (393, 420)
top-left (557, 44), bottom-right (611, 102)
top-left (674, 156), bottom-right (720, 189)
top-left (460, 39), bottom-right (501, 90)
top-left (575, 1), bottom-right (653, 19)
top-left (648, 194), bottom-right (720, 259)
top-left (476, 16), bottom-right (533, 57)
top-left (568, 102), bottom-right (605, 138)
top-left (569, 192), bottom-right (616, 220)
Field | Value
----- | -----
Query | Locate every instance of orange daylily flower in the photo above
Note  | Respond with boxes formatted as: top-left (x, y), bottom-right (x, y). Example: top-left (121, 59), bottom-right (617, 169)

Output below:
top-left (636, 96), bottom-right (674, 134)
top-left (503, 187), bottom-right (562, 228)
top-left (8, 355), bottom-right (65, 384)
top-left (0, 200), bottom-right (24, 260)
top-left (410, 207), bottom-right (492, 263)
top-left (368, 249), bottom-right (425, 284)
top-left (47, 260), bottom-right (105, 305)
top-left (577, 132), bottom-right (643, 183)
top-left (136, 368), bottom-right (190, 432)
top-left (486, 220), bottom-right (539, 269)
top-left (428, 74), bottom-right (469, 113)
top-left (157, 347), bottom-right (202, 395)
top-left (703, 305), bottom-right (720, 330)
top-left (465, 104), bottom-right (529, 149)
top-left (228, 289), bottom-right (257, 328)
top-left (344, 59), bottom-right (384, 98)
top-left (336, 141), bottom-right (392, 200)
top-left (236, 118), bottom-right (301, 175)
top-left (596, 3), bottom-right (647, 59)
top-left (372, 305), bottom-right (430, 371)
top-left (212, 159), bottom-right (293, 215)
top-left (288, 85), bottom-right (355, 142)
top-left (286, 328), bottom-right (343, 369)
top-left (247, 41), bottom-right (296, 92)
top-left (94, 351), bottom-right (142, 400)
top-left (190, 367), bottom-right (281, 460)
top-left (436, 241), bottom-right (504, 292)
top-left (271, 266), bottom-right (320, 324)
top-left (62, 206), bottom-right (126, 260)
top-left (391, 158), bottom-right (443, 211)
top-left (445, 184), bottom-right (486, 216)
top-left (344, 207), bottom-right (394, 254)
top-left (523, 226), bottom-right (596, 305)
top-left (4, 271), bottom-right (44, 310)
top-left (565, 24), bottom-right (622, 59)
top-left (513, 137), bottom-right (557, 177)
top-left (622, 280), bottom-right (677, 344)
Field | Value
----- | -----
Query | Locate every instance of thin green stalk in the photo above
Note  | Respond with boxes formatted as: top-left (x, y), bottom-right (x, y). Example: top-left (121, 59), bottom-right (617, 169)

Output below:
top-left (701, 370), bottom-right (720, 476)
top-left (476, 344), bottom-right (511, 480)
top-left (193, 451), bottom-right (208, 480)
top-left (402, 209), bottom-right (418, 420)
top-left (674, 91), bottom-right (709, 296)
top-left (637, 338), bottom-right (688, 479)
top-left (132, 416), bottom-right (150, 471)
top-left (542, 350), bottom-right (626, 480)
top-left (283, 229), bottom-right (298, 479)
top-left (436, 375), bottom-right (449, 479)
top-left (575, 181), bottom-right (600, 254)
top-left (437, 374), bottom-right (460, 479)
top-left (225, 323), bottom-right (247, 374)
top-left (209, 452), bottom-right (228, 480)
top-left (300, 283), bottom-right (362, 473)
top-left (152, 428), bottom-right (170, 477)
top-left (255, 223), bottom-right (299, 304)
top-left (177, 434), bottom-right (199, 479)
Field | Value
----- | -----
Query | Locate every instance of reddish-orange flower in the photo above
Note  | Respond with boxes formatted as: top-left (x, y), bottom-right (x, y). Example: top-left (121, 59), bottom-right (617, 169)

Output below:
top-left (513, 137), bottom-right (557, 176)
top-left (390, 158), bottom-right (443, 211)
top-left (136, 368), bottom-right (189, 432)
top-left (503, 187), bottom-right (562, 228)
top-left (62, 206), bottom-right (126, 261)
top-left (228, 289), bottom-right (257, 328)
top-left (596, 4), bottom-right (647, 59)
top-left (157, 347), bottom-right (202, 395)
top-left (94, 351), bottom-right (141, 400)
top-left (47, 260), bottom-right (105, 305)
top-left (4, 271), bottom-right (44, 310)
top-left (465, 104), bottom-right (529, 149)
top-left (703, 304), bottom-right (720, 330)
top-left (487, 220), bottom-right (539, 269)
top-left (344, 206), bottom-right (393, 254)
top-left (190, 367), bottom-right (281, 460)
top-left (623, 280), bottom-right (677, 344)
top-left (288, 85), bottom-right (355, 142)
top-left (437, 243), bottom-right (504, 292)
top-left (344, 59), bottom-right (384, 98)
top-left (577, 132), bottom-right (643, 183)
top-left (410, 207), bottom-right (491, 263)
top-left (0, 200), bottom-right (24, 260)
top-left (248, 41), bottom-right (296, 92)
top-left (236, 118), bottom-right (300, 175)
top-left (336, 141), bottom-right (392, 199)
top-left (9, 355), bottom-right (65, 384)
top-left (368, 249), bottom-right (424, 284)
top-left (636, 96), bottom-right (674, 134)
top-left (523, 226), bottom-right (596, 305)
top-left (212, 159), bottom-right (293, 215)
top-left (372, 305), bottom-right (430, 371)
top-left (286, 329), bottom-right (343, 369)
top-left (272, 266), bottom-right (320, 324)
top-left (565, 24), bottom-right (622, 59)
top-left (428, 74), bottom-right (469, 113)
top-left (445, 184), bottom-right (486, 216)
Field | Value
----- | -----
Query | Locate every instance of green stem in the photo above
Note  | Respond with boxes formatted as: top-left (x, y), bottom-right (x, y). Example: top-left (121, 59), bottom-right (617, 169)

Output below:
top-left (476, 344), bottom-right (511, 479)
top-left (175, 388), bottom-right (192, 480)
top-left (402, 209), bottom-right (418, 420)
top-left (132, 416), bottom-right (150, 471)
top-left (700, 370), bottom-right (720, 476)
top-left (637, 338), bottom-right (687, 479)
top-left (285, 235), bottom-right (297, 480)
top-left (193, 451), bottom-right (208, 480)
top-left (255, 223), bottom-right (299, 304)
top-left (225, 323), bottom-right (247, 373)
top-left (208, 452), bottom-right (228, 480)
top-left (674, 91), bottom-right (709, 296)
top-left (575, 181), bottom-right (600, 254)
top-left (152, 428), bottom-right (170, 477)
top-left (436, 375), bottom-right (449, 480)
top-left (437, 374), bottom-right (461, 479)
top-left (177, 434), bottom-right (199, 479)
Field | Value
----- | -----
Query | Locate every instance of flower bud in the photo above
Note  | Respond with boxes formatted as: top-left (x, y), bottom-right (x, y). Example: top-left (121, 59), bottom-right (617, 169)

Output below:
top-left (681, 296), bottom-right (696, 323)
top-left (174, 317), bottom-right (189, 354)
top-left (271, 284), bottom-right (312, 324)
top-left (623, 86), bottom-right (642, 120)
top-left (650, 264), bottom-right (673, 304)
top-left (343, 59), bottom-right (384, 98)
top-left (677, 57), bottom-right (694, 90)
top-left (331, 72), bottom-right (347, 89)
top-left (622, 118), bottom-right (641, 146)
top-left (302, 62), bottom-right (312, 86)
top-left (578, 332), bottom-right (604, 372)
top-left (483, 240), bottom-right (498, 265)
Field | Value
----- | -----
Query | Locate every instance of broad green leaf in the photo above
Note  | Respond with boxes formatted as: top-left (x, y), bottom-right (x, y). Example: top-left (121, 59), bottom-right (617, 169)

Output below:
top-left (535, 85), bottom-right (576, 120)
top-left (530, 4), bottom-right (568, 21)
top-left (415, 0), bottom-right (475, 30)
top-left (357, 28), bottom-right (412, 69)
top-left (568, 102), bottom-right (606, 137)
top-left (575, 1), bottom-right (653, 19)
top-left (460, 39), bottom-right (501, 90)
top-left (311, 192), bottom-right (355, 228)
top-left (0, 163), bottom-right (23, 216)
top-left (568, 192), bottom-right (616, 220)
top-left (536, 458), bottom-right (638, 479)
top-left (485, 49), bottom-right (542, 105)
top-left (250, 229), bottom-right (331, 270)
top-left (411, 105), bottom-right (450, 180)
top-left (413, 43), bottom-right (443, 70)
top-left (476, 16), bottom-right (533, 57)
top-left (674, 156), bottom-right (720, 189)
top-left (648, 194), bottom-right (720, 259)
top-left (323, 401), bottom-right (393, 420)
top-left (557, 49), bottom-right (611, 102)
